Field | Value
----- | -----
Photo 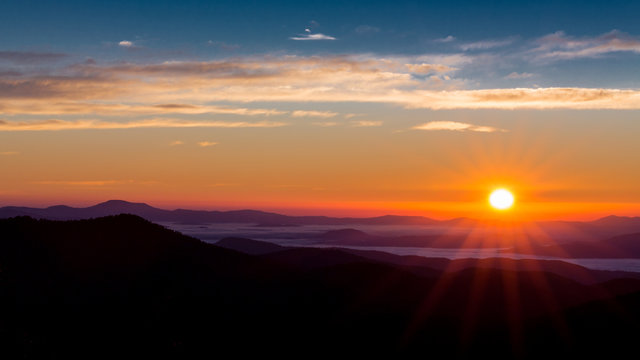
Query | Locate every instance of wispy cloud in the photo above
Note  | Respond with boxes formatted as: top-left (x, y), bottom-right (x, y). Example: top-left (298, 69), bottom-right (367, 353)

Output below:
top-left (351, 120), bottom-right (382, 127)
top-left (312, 121), bottom-right (339, 127)
top-left (506, 72), bottom-right (534, 79)
top-left (197, 141), bottom-right (218, 147)
top-left (406, 63), bottom-right (457, 74)
top-left (408, 88), bottom-right (640, 110)
top-left (169, 140), bottom-right (184, 146)
top-left (0, 151), bottom-right (19, 155)
top-left (291, 110), bottom-right (338, 118)
top-left (532, 30), bottom-right (640, 61)
top-left (460, 38), bottom-right (514, 51)
top-left (0, 51), bottom-right (67, 64)
top-left (0, 101), bottom-right (287, 116)
top-left (118, 40), bottom-right (134, 47)
top-left (0, 119), bottom-right (287, 131)
top-left (434, 35), bottom-right (456, 43)
top-left (290, 33), bottom-right (336, 41)
top-left (412, 121), bottom-right (507, 132)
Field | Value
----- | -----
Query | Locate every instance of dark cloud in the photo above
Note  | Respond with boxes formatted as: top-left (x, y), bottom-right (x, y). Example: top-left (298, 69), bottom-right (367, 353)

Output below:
top-left (0, 70), bottom-right (22, 77)
top-left (0, 51), bottom-right (67, 64)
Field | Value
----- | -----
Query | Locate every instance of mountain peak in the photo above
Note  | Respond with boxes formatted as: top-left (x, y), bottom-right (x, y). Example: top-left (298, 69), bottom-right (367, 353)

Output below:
top-left (592, 215), bottom-right (640, 224)
top-left (93, 200), bottom-right (154, 209)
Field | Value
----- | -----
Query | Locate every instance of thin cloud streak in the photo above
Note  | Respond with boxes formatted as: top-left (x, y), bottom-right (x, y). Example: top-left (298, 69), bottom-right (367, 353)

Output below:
top-left (434, 35), bottom-right (456, 43)
top-left (351, 120), bottom-right (382, 127)
top-left (118, 40), bottom-right (134, 47)
top-left (0, 100), bottom-right (287, 116)
top-left (460, 38), bottom-right (514, 51)
top-left (406, 63), bottom-right (457, 74)
top-left (312, 121), bottom-right (339, 127)
top-left (532, 30), bottom-right (640, 61)
top-left (412, 121), bottom-right (507, 132)
top-left (0, 51), bottom-right (67, 64)
top-left (0, 119), bottom-right (288, 131)
top-left (291, 110), bottom-right (338, 118)
top-left (290, 33), bottom-right (336, 40)
top-left (506, 72), bottom-right (534, 79)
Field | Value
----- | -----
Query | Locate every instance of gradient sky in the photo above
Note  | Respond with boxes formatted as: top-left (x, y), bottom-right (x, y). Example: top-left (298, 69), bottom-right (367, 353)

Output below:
top-left (2, 0), bottom-right (640, 219)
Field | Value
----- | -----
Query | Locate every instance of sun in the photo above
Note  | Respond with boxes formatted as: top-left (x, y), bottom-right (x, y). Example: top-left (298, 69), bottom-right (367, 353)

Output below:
top-left (489, 189), bottom-right (515, 210)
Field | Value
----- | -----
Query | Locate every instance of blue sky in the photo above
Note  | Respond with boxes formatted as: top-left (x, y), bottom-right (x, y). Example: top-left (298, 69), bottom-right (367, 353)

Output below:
top-left (2, 0), bottom-right (640, 217)
top-left (2, 0), bottom-right (640, 89)
top-left (3, 0), bottom-right (640, 50)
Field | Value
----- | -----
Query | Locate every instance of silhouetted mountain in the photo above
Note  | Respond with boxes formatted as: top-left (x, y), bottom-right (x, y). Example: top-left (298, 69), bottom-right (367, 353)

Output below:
top-left (605, 232), bottom-right (640, 253)
top-left (3, 215), bottom-right (640, 358)
top-left (315, 228), bottom-right (472, 247)
top-left (503, 231), bottom-right (640, 258)
top-left (0, 200), bottom-right (442, 225)
top-left (215, 237), bottom-right (288, 255)
top-left (219, 236), bottom-right (640, 285)
top-left (315, 228), bottom-right (372, 242)
top-left (537, 215), bottom-right (640, 241)
top-left (214, 234), bottom-right (640, 286)
top-left (339, 247), bottom-right (640, 284)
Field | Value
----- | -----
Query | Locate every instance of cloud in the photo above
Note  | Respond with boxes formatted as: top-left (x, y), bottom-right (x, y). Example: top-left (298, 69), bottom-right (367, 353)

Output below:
top-left (460, 38), bottom-right (514, 51)
top-left (406, 63), bottom-right (457, 74)
top-left (118, 40), bottom-right (134, 47)
top-left (351, 120), bottom-right (382, 127)
top-left (0, 119), bottom-right (287, 131)
top-left (434, 35), bottom-right (456, 43)
top-left (3, 54), bottom-right (640, 115)
top-left (197, 141), bottom-right (218, 147)
top-left (0, 151), bottom-right (19, 155)
top-left (407, 88), bottom-right (640, 110)
top-left (0, 51), bottom-right (67, 64)
top-left (532, 30), bottom-right (640, 61)
top-left (312, 122), bottom-right (339, 127)
top-left (290, 33), bottom-right (337, 41)
top-left (169, 140), bottom-right (184, 146)
top-left (412, 121), bottom-right (506, 132)
top-left (0, 100), bottom-right (287, 116)
top-left (291, 110), bottom-right (338, 118)
top-left (506, 72), bottom-right (534, 79)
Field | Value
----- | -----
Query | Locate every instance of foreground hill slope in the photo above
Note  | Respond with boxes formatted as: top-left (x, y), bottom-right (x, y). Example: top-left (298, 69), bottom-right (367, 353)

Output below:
top-left (1, 216), bottom-right (640, 358)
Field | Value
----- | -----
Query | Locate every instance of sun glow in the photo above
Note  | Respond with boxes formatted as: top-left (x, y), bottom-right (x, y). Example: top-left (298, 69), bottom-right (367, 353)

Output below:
top-left (489, 189), bottom-right (515, 210)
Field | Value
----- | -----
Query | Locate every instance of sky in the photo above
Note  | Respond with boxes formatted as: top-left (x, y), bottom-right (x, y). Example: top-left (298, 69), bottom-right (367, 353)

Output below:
top-left (2, 0), bottom-right (640, 220)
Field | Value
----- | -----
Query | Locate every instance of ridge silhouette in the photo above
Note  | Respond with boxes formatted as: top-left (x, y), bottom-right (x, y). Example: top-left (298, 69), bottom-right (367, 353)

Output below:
top-left (2, 215), bottom-right (640, 358)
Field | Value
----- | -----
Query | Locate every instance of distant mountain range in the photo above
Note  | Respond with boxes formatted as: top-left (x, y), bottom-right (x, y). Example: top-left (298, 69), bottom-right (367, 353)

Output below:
top-left (4, 200), bottom-right (640, 252)
top-left (3, 199), bottom-right (640, 231)
top-left (0, 199), bottom-right (442, 225)
top-left (214, 237), bottom-right (640, 284)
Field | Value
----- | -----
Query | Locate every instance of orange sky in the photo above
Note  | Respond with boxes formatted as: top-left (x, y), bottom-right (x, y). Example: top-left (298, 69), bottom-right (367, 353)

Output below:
top-left (3, 108), bottom-right (640, 221)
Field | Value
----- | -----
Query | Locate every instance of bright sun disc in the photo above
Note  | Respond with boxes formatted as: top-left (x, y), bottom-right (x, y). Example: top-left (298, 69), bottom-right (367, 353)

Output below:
top-left (489, 189), bottom-right (514, 210)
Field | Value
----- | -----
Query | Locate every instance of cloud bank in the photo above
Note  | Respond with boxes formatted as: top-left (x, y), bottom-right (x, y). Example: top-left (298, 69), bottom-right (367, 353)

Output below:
top-left (1, 41), bottom-right (640, 132)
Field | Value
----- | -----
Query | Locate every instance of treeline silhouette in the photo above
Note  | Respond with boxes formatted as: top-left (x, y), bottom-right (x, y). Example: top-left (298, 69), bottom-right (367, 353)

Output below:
top-left (1, 215), bottom-right (639, 358)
